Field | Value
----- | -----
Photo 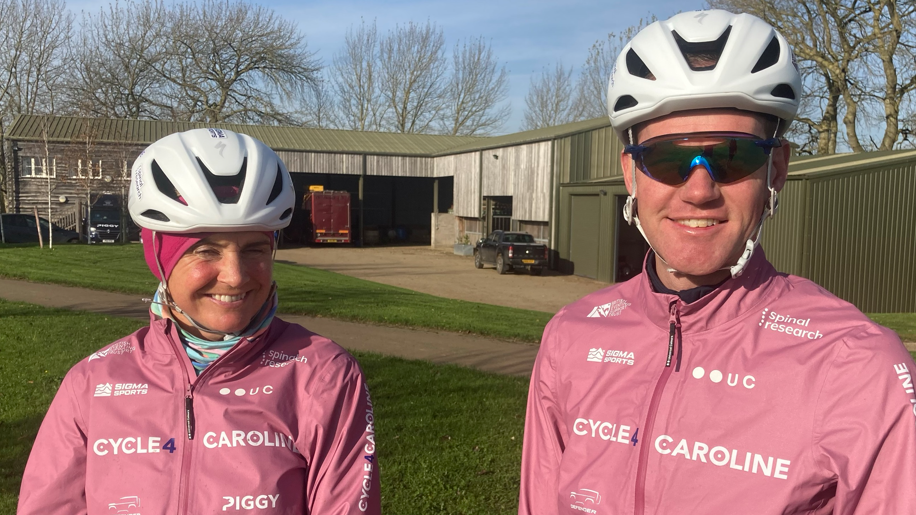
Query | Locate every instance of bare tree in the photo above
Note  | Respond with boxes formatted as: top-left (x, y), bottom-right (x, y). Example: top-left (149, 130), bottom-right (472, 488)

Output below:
top-left (438, 36), bottom-right (510, 136)
top-left (712, 0), bottom-right (916, 153)
top-left (69, 0), bottom-right (167, 119)
top-left (295, 73), bottom-right (339, 129)
top-left (573, 19), bottom-right (653, 120)
top-left (378, 21), bottom-right (448, 133)
top-left (0, 0), bottom-right (72, 212)
top-left (859, 0), bottom-right (916, 150)
top-left (63, 118), bottom-right (104, 243)
top-left (331, 19), bottom-right (385, 131)
top-left (522, 62), bottom-right (577, 130)
top-left (154, 0), bottom-right (321, 124)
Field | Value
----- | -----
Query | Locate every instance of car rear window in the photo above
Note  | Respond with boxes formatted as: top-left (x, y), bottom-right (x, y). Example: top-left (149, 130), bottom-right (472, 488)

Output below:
top-left (503, 234), bottom-right (535, 243)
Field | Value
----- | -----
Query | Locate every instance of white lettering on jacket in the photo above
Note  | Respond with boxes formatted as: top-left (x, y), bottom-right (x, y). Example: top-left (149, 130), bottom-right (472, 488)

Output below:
top-left (221, 494), bottom-right (279, 511)
top-left (573, 418), bottom-right (632, 445)
top-left (93, 437), bottom-right (162, 455)
top-left (359, 383), bottom-right (376, 512)
top-left (894, 363), bottom-right (916, 423)
top-left (654, 435), bottom-right (790, 480)
top-left (202, 430), bottom-right (299, 454)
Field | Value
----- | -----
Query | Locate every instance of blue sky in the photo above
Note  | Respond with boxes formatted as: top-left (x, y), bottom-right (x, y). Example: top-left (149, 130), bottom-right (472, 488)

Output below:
top-left (68, 0), bottom-right (703, 133)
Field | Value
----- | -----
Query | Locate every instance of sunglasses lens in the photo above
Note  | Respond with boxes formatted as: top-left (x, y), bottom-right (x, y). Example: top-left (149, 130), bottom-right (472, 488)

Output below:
top-left (635, 136), bottom-right (771, 185)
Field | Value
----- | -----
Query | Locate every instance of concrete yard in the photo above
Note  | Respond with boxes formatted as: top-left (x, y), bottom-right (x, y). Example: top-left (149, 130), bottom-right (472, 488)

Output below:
top-left (276, 244), bottom-right (609, 314)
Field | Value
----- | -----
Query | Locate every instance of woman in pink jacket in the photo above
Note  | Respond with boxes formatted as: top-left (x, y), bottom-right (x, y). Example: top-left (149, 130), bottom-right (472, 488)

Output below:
top-left (18, 129), bottom-right (380, 514)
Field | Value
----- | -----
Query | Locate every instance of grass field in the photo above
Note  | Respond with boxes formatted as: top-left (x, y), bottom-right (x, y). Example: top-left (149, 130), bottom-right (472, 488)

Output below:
top-left (0, 244), bottom-right (552, 343)
top-left (0, 300), bottom-right (529, 514)
top-left (2, 243), bottom-right (916, 343)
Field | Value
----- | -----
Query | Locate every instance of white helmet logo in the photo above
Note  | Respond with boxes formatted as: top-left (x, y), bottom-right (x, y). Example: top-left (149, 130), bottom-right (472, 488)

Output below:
top-left (215, 141), bottom-right (227, 157)
top-left (694, 12), bottom-right (708, 23)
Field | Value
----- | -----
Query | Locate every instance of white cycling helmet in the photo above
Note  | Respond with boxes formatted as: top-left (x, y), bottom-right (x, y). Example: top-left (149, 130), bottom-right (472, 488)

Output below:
top-left (128, 128), bottom-right (295, 233)
top-left (607, 10), bottom-right (801, 141)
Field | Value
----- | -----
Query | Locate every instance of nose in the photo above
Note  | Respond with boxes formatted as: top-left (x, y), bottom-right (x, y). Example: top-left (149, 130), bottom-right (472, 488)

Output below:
top-left (679, 163), bottom-right (721, 205)
top-left (216, 250), bottom-right (248, 287)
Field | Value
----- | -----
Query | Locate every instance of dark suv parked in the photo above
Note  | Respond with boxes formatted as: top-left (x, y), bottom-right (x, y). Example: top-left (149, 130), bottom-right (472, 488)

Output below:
top-left (0, 213), bottom-right (80, 244)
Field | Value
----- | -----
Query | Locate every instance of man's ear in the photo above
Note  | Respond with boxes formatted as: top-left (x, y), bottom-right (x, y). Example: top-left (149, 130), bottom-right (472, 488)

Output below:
top-left (771, 139), bottom-right (792, 192)
top-left (621, 150), bottom-right (634, 195)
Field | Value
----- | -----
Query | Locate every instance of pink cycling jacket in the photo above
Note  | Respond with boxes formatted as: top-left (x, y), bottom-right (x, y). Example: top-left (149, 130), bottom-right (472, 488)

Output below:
top-left (19, 317), bottom-right (380, 515)
top-left (520, 251), bottom-right (916, 515)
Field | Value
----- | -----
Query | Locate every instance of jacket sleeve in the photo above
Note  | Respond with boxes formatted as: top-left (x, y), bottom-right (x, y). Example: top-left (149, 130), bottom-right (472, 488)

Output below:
top-left (18, 368), bottom-right (89, 515)
top-left (519, 315), bottom-right (566, 515)
top-left (814, 329), bottom-right (916, 514)
top-left (302, 352), bottom-right (380, 515)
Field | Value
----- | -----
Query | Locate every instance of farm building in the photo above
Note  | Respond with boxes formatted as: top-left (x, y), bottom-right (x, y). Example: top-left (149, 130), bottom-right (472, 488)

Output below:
top-left (4, 114), bottom-right (914, 311)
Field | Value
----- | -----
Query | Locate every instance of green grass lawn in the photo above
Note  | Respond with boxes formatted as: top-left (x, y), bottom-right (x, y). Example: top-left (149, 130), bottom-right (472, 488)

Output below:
top-left (0, 300), bottom-right (528, 514)
top-left (1, 244), bottom-right (914, 343)
top-left (0, 244), bottom-right (553, 343)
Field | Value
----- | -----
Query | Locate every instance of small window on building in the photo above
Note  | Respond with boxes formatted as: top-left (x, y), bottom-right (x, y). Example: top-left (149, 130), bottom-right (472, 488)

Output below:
top-left (77, 159), bottom-right (103, 179)
top-left (20, 157), bottom-right (57, 178)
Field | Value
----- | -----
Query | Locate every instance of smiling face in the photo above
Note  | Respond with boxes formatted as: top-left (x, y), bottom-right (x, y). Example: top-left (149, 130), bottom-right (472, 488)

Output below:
top-left (622, 109), bottom-right (791, 290)
top-left (166, 231), bottom-right (274, 340)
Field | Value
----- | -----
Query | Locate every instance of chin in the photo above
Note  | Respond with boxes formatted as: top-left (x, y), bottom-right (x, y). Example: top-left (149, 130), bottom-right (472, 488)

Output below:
top-left (661, 252), bottom-right (732, 277)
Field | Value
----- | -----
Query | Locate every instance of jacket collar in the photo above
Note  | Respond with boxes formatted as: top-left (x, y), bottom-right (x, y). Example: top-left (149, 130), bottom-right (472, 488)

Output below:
top-left (147, 316), bottom-right (289, 381)
top-left (636, 248), bottom-right (787, 334)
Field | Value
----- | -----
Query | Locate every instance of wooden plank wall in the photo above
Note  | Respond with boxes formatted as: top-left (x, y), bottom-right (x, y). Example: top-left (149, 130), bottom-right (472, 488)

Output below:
top-left (275, 151), bottom-right (362, 175)
top-left (8, 141), bottom-right (144, 220)
top-left (366, 155), bottom-right (434, 177)
top-left (435, 152), bottom-right (480, 218)
top-left (483, 142), bottom-right (551, 222)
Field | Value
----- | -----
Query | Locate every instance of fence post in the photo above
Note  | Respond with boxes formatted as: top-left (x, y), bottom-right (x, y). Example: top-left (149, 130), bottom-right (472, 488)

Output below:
top-left (33, 206), bottom-right (43, 248)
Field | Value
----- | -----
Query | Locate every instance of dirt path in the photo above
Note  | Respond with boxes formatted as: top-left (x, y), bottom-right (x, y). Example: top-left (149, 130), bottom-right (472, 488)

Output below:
top-left (276, 245), bottom-right (607, 314)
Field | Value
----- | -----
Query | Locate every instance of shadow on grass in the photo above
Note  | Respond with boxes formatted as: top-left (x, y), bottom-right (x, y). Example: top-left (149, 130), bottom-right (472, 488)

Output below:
top-left (0, 413), bottom-right (45, 501)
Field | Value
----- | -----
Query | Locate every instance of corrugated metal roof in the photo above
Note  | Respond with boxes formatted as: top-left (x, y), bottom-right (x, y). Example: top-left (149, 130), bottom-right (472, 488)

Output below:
top-left (5, 114), bottom-right (482, 156)
top-left (432, 117), bottom-right (612, 156)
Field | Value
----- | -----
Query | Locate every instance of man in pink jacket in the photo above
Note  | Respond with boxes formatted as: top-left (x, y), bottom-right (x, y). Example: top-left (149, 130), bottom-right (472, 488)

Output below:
top-left (519, 10), bottom-right (916, 515)
top-left (19, 129), bottom-right (380, 514)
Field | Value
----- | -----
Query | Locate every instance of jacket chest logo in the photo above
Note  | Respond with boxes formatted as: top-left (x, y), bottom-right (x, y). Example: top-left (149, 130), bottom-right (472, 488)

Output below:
top-left (586, 348), bottom-right (636, 366)
top-left (691, 367), bottom-right (756, 390)
top-left (758, 308), bottom-right (824, 340)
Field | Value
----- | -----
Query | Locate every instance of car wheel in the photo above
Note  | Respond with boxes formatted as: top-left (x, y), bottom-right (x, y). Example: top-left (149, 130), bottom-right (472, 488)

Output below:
top-left (474, 251), bottom-right (483, 269)
top-left (530, 267), bottom-right (543, 276)
top-left (67, 238), bottom-right (79, 243)
top-left (496, 254), bottom-right (509, 275)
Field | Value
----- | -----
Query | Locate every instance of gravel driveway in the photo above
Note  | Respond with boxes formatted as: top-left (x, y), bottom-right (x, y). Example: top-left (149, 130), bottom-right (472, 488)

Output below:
top-left (276, 245), bottom-right (608, 314)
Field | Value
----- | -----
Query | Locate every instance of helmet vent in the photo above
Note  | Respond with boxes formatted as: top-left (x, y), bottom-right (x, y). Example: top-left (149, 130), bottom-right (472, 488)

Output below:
top-left (266, 165), bottom-right (283, 205)
top-left (280, 208), bottom-right (292, 220)
top-left (197, 157), bottom-right (245, 204)
top-left (770, 84), bottom-right (796, 100)
top-left (614, 95), bottom-right (639, 112)
top-left (151, 159), bottom-right (187, 206)
top-left (626, 49), bottom-right (655, 80)
top-left (752, 37), bottom-right (781, 73)
top-left (140, 209), bottom-right (170, 222)
top-left (672, 26), bottom-right (731, 71)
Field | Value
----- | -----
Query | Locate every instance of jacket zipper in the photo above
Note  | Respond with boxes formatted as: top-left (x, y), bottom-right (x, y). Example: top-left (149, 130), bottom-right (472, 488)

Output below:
top-left (634, 301), bottom-right (682, 515)
top-left (165, 320), bottom-right (273, 514)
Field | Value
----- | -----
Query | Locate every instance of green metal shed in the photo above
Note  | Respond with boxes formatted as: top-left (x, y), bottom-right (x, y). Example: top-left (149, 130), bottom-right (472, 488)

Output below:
top-left (762, 149), bottom-right (916, 312)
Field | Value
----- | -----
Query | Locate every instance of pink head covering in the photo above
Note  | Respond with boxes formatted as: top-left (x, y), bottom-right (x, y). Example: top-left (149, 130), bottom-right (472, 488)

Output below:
top-left (142, 228), bottom-right (277, 282)
top-left (142, 228), bottom-right (207, 282)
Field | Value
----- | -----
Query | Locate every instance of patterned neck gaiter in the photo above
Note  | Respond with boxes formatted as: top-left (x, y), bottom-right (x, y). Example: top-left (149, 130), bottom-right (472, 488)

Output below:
top-left (150, 284), bottom-right (278, 375)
